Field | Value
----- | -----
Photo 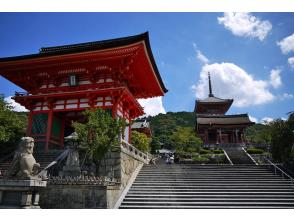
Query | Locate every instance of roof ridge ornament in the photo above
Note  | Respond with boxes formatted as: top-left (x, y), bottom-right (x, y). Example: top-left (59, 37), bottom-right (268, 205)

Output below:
top-left (208, 72), bottom-right (214, 97)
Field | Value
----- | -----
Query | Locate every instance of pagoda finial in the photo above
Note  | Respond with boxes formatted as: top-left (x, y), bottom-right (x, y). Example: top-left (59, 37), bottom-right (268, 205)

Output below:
top-left (208, 72), bottom-right (214, 97)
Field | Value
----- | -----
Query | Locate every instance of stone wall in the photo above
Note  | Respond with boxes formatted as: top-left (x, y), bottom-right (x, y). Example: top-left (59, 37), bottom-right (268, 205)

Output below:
top-left (40, 146), bottom-right (146, 209)
top-left (39, 184), bottom-right (120, 209)
top-left (120, 151), bottom-right (143, 188)
top-left (98, 150), bottom-right (121, 179)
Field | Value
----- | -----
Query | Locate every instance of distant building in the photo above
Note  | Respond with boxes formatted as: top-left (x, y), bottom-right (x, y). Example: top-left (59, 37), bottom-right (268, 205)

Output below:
top-left (194, 73), bottom-right (254, 145)
top-left (131, 119), bottom-right (152, 138)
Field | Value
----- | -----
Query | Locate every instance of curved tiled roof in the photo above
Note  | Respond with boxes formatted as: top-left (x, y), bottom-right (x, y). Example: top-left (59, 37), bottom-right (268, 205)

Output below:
top-left (197, 96), bottom-right (233, 103)
top-left (0, 32), bottom-right (167, 94)
top-left (196, 113), bottom-right (254, 125)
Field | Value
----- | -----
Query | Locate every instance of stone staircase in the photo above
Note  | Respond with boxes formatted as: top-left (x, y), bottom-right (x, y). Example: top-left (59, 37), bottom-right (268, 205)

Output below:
top-left (0, 150), bottom-right (64, 176)
top-left (222, 146), bottom-right (254, 164)
top-left (120, 164), bottom-right (294, 208)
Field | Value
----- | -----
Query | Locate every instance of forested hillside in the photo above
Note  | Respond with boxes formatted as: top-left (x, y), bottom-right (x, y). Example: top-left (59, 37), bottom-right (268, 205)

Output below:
top-left (146, 111), bottom-right (195, 149)
top-left (244, 123), bottom-right (271, 144)
top-left (146, 111), bottom-right (270, 149)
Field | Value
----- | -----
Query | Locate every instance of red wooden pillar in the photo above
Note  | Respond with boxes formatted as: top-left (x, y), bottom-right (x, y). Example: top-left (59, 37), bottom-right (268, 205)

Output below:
top-left (112, 103), bottom-right (117, 119)
top-left (45, 110), bottom-right (53, 152)
top-left (128, 118), bottom-right (132, 144)
top-left (235, 129), bottom-right (239, 143)
top-left (241, 128), bottom-right (245, 143)
top-left (60, 116), bottom-right (65, 148)
top-left (205, 130), bottom-right (208, 144)
top-left (219, 128), bottom-right (222, 144)
top-left (26, 111), bottom-right (33, 136)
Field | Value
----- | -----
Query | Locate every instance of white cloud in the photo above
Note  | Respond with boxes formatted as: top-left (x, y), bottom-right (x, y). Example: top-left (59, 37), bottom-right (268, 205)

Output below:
top-left (217, 12), bottom-right (272, 41)
top-left (193, 43), bottom-right (209, 64)
top-left (261, 117), bottom-right (274, 124)
top-left (138, 97), bottom-right (166, 117)
top-left (269, 68), bottom-right (282, 89)
top-left (278, 93), bottom-right (294, 101)
top-left (249, 115), bottom-right (258, 123)
top-left (277, 33), bottom-right (294, 54)
top-left (288, 57), bottom-right (294, 69)
top-left (4, 96), bottom-right (28, 112)
top-left (197, 50), bottom-right (209, 65)
top-left (191, 62), bottom-right (275, 107)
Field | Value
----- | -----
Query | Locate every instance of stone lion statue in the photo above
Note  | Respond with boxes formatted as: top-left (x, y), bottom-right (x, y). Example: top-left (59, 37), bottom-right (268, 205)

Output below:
top-left (6, 137), bottom-right (41, 179)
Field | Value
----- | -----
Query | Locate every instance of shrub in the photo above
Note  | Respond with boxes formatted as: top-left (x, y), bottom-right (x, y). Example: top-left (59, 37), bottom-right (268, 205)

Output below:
top-left (213, 149), bottom-right (223, 154)
top-left (131, 131), bottom-right (150, 153)
top-left (246, 147), bottom-right (264, 154)
top-left (199, 148), bottom-right (211, 154)
top-left (192, 155), bottom-right (209, 162)
top-left (73, 108), bottom-right (126, 168)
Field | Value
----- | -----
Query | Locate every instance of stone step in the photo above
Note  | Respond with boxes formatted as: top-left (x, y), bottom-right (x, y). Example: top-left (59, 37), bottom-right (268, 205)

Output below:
top-left (138, 172), bottom-right (278, 175)
top-left (119, 205), bottom-right (294, 209)
top-left (127, 191), bottom-right (294, 195)
top-left (140, 170), bottom-right (271, 173)
top-left (134, 180), bottom-right (291, 183)
top-left (128, 188), bottom-right (294, 192)
top-left (123, 198), bottom-right (294, 202)
top-left (130, 185), bottom-right (294, 189)
top-left (132, 182), bottom-right (293, 185)
top-left (120, 201), bottom-right (294, 206)
top-left (126, 194), bottom-right (294, 198)
top-left (143, 165), bottom-right (264, 167)
top-left (137, 175), bottom-right (280, 178)
top-left (142, 166), bottom-right (266, 168)
top-left (135, 177), bottom-right (283, 180)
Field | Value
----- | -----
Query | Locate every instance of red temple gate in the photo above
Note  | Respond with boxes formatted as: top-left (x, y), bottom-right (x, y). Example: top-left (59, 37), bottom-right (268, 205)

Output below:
top-left (0, 32), bottom-right (167, 151)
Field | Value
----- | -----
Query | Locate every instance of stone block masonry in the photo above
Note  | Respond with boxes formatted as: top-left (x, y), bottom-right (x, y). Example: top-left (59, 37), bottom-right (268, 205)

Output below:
top-left (39, 145), bottom-right (146, 208)
top-left (0, 179), bottom-right (46, 209)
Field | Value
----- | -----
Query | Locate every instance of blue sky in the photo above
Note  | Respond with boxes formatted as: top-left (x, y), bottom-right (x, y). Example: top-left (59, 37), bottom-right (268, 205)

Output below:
top-left (0, 13), bottom-right (293, 122)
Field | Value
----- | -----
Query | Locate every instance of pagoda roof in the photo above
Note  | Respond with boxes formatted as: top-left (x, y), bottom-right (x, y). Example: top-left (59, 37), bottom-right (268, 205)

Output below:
top-left (194, 96), bottom-right (233, 114)
top-left (197, 96), bottom-right (233, 104)
top-left (0, 32), bottom-right (167, 97)
top-left (196, 113), bottom-right (255, 125)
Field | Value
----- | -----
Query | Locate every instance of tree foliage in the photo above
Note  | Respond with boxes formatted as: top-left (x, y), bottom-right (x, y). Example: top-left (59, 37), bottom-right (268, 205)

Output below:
top-left (72, 108), bottom-right (126, 165)
top-left (245, 123), bottom-right (271, 144)
top-left (171, 127), bottom-right (203, 153)
top-left (131, 130), bottom-right (150, 153)
top-left (147, 111), bottom-right (195, 149)
top-left (150, 137), bottom-right (161, 154)
top-left (269, 115), bottom-right (294, 164)
top-left (171, 127), bottom-right (202, 148)
top-left (0, 98), bottom-right (27, 155)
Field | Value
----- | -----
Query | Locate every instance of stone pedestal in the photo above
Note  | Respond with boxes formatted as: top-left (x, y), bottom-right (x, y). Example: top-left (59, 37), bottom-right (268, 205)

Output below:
top-left (0, 179), bottom-right (47, 209)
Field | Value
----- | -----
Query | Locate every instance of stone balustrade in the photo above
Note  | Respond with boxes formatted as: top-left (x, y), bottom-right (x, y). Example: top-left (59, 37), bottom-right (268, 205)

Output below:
top-left (48, 175), bottom-right (119, 186)
top-left (120, 140), bottom-right (150, 164)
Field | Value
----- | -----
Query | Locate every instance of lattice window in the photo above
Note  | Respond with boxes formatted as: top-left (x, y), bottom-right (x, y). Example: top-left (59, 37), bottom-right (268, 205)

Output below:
top-left (31, 113), bottom-right (48, 134)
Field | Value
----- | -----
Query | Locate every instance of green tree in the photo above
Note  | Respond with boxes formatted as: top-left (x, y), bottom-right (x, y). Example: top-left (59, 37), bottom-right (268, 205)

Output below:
top-left (131, 131), bottom-right (150, 153)
top-left (150, 137), bottom-right (161, 154)
top-left (0, 98), bottom-right (27, 155)
top-left (269, 115), bottom-right (294, 164)
top-left (171, 127), bottom-right (203, 152)
top-left (72, 108), bottom-right (126, 168)
top-left (245, 123), bottom-right (271, 144)
top-left (147, 111), bottom-right (195, 149)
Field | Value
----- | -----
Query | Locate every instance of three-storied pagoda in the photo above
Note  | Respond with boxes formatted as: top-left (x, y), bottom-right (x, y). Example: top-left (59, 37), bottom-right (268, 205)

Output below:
top-left (195, 73), bottom-right (254, 145)
top-left (0, 32), bottom-right (167, 151)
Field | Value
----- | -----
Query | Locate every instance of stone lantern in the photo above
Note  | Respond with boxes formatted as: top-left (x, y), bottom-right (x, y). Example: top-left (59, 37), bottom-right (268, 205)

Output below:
top-left (61, 132), bottom-right (81, 177)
